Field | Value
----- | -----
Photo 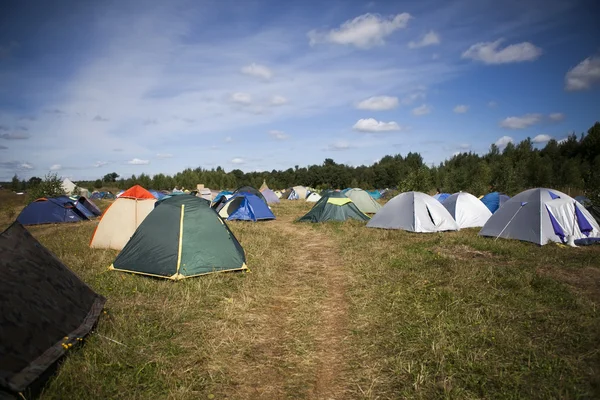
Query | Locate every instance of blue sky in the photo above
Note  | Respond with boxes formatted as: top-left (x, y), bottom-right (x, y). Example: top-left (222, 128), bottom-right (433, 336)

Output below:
top-left (1, 0), bottom-right (599, 181)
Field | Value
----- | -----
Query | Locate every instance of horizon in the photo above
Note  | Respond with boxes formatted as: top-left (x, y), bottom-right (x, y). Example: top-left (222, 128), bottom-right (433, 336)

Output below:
top-left (1, 0), bottom-right (599, 181)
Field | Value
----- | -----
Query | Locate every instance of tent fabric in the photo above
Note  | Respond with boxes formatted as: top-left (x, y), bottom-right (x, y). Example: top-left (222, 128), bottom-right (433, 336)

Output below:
top-left (61, 178), bottom-right (76, 195)
top-left (111, 195), bottom-right (246, 279)
top-left (260, 189), bottom-right (280, 204)
top-left (78, 197), bottom-right (102, 216)
top-left (90, 186), bottom-right (157, 250)
top-left (148, 190), bottom-right (167, 200)
top-left (367, 192), bottom-right (459, 233)
top-left (586, 204), bottom-right (600, 225)
top-left (344, 188), bottom-right (382, 214)
top-left (0, 222), bottom-right (105, 394)
top-left (17, 197), bottom-right (89, 225)
top-left (442, 192), bottom-right (492, 228)
top-left (479, 188), bottom-right (600, 245)
top-left (274, 190), bottom-right (282, 199)
top-left (197, 188), bottom-right (212, 201)
top-left (90, 191), bottom-right (115, 200)
top-left (218, 194), bottom-right (275, 221)
top-left (233, 186), bottom-right (267, 205)
top-left (306, 192), bottom-right (322, 202)
top-left (213, 191), bottom-right (233, 203)
top-left (367, 190), bottom-right (382, 200)
top-left (259, 180), bottom-right (269, 191)
top-left (433, 193), bottom-right (451, 202)
top-left (481, 192), bottom-right (511, 213)
top-left (292, 186), bottom-right (308, 200)
top-left (298, 192), bottom-right (369, 223)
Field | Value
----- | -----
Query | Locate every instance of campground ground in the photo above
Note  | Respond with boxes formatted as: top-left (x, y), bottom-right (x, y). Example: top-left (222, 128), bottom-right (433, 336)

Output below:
top-left (1, 191), bottom-right (600, 399)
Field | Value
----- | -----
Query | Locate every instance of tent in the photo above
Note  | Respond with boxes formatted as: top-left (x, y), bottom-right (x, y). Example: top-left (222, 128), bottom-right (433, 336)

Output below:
top-left (292, 186), bottom-right (308, 200)
top-left (218, 193), bottom-right (275, 221)
top-left (367, 192), bottom-right (459, 233)
top-left (442, 192), bottom-right (492, 228)
top-left (0, 222), bottom-right (105, 395)
top-left (110, 196), bottom-right (246, 279)
top-left (575, 195), bottom-right (591, 206)
top-left (90, 185), bottom-right (157, 250)
top-left (306, 192), bottom-right (322, 203)
top-left (91, 191), bottom-right (115, 200)
top-left (259, 180), bottom-right (269, 191)
top-left (17, 197), bottom-right (89, 225)
top-left (433, 193), bottom-right (451, 202)
top-left (298, 192), bottom-right (369, 223)
top-left (274, 190), bottom-right (282, 199)
top-left (479, 188), bottom-right (600, 245)
top-left (586, 204), bottom-right (600, 225)
top-left (61, 178), bottom-right (77, 195)
top-left (213, 190), bottom-right (233, 203)
top-left (261, 189), bottom-right (280, 204)
top-left (77, 196), bottom-right (102, 216)
top-left (197, 188), bottom-right (212, 201)
top-left (233, 186), bottom-right (267, 205)
top-left (367, 190), bottom-right (382, 200)
top-left (148, 190), bottom-right (167, 200)
top-left (481, 192), bottom-right (510, 213)
top-left (344, 188), bottom-right (382, 214)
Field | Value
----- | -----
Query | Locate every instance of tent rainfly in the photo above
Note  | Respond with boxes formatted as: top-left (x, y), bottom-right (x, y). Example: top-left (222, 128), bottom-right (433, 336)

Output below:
top-left (343, 188), bottom-right (382, 214)
top-left (306, 192), bottom-right (322, 203)
top-left (218, 193), bottom-right (275, 221)
top-left (298, 192), bottom-right (369, 223)
top-left (442, 192), bottom-right (492, 228)
top-left (261, 189), bottom-right (280, 204)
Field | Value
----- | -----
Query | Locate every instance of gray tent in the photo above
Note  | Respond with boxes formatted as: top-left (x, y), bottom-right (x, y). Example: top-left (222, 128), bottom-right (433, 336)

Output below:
top-left (442, 192), bottom-right (492, 228)
top-left (344, 188), bottom-right (382, 214)
top-left (479, 188), bottom-right (600, 245)
top-left (367, 191), bottom-right (459, 232)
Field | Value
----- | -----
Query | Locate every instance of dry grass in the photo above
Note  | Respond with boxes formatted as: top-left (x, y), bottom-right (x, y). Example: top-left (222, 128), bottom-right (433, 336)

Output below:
top-left (1, 197), bottom-right (599, 399)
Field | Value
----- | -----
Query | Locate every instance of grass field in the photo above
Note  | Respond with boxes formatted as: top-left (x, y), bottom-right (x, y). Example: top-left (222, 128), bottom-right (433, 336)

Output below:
top-left (1, 191), bottom-right (599, 399)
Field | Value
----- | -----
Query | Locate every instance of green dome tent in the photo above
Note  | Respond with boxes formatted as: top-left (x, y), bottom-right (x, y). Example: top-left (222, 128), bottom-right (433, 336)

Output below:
top-left (110, 195), bottom-right (246, 280)
top-left (297, 192), bottom-right (370, 223)
top-left (344, 188), bottom-right (382, 214)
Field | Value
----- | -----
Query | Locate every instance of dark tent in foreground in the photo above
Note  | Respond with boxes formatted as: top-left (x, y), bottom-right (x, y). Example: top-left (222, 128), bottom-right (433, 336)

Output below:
top-left (298, 192), bottom-right (370, 223)
top-left (0, 222), bottom-right (105, 395)
top-left (111, 195), bottom-right (247, 279)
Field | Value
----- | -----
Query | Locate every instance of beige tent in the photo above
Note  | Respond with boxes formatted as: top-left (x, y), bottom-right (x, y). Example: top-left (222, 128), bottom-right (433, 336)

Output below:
top-left (260, 180), bottom-right (269, 191)
top-left (292, 186), bottom-right (308, 200)
top-left (306, 192), bottom-right (321, 202)
top-left (274, 190), bottom-right (282, 199)
top-left (61, 178), bottom-right (77, 195)
top-left (90, 185), bottom-right (156, 250)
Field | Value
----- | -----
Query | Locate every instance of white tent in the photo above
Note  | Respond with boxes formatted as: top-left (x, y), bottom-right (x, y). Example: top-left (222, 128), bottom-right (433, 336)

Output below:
top-left (61, 178), bottom-right (77, 195)
top-left (306, 192), bottom-right (322, 203)
top-left (367, 191), bottom-right (459, 233)
top-left (479, 188), bottom-right (600, 245)
top-left (90, 186), bottom-right (156, 250)
top-left (442, 192), bottom-right (492, 228)
top-left (344, 188), bottom-right (382, 214)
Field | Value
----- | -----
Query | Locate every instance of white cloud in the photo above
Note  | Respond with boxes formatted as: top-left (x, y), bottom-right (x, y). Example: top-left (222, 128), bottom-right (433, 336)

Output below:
top-left (268, 130), bottom-right (289, 140)
top-left (500, 113), bottom-right (541, 129)
top-left (494, 136), bottom-right (514, 148)
top-left (458, 143), bottom-right (471, 150)
top-left (94, 161), bottom-right (108, 167)
top-left (241, 63), bottom-right (273, 80)
top-left (557, 137), bottom-right (568, 144)
top-left (156, 153), bottom-right (173, 159)
top-left (49, 164), bottom-right (61, 171)
top-left (488, 101), bottom-right (498, 107)
top-left (308, 13), bottom-right (412, 49)
top-left (326, 140), bottom-right (353, 151)
top-left (127, 158), bottom-right (150, 165)
top-left (565, 56), bottom-right (600, 91)
top-left (230, 92), bottom-right (252, 105)
top-left (462, 39), bottom-right (542, 64)
top-left (453, 104), bottom-right (469, 113)
top-left (411, 104), bottom-right (432, 116)
top-left (270, 95), bottom-right (288, 106)
top-left (400, 90), bottom-right (426, 105)
top-left (225, 136), bottom-right (233, 143)
top-left (20, 163), bottom-right (34, 170)
top-left (356, 95), bottom-right (398, 110)
top-left (549, 112), bottom-right (565, 121)
top-left (353, 118), bottom-right (402, 132)
top-left (532, 134), bottom-right (552, 143)
top-left (408, 31), bottom-right (440, 49)
top-left (231, 157), bottom-right (245, 165)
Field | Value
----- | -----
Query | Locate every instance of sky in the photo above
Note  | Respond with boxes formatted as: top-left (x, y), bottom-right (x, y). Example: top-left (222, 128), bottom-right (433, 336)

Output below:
top-left (1, 0), bottom-right (599, 181)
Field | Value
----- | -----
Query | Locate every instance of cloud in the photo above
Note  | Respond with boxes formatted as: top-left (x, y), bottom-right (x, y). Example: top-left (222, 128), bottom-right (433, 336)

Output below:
top-left (488, 101), bottom-right (498, 107)
top-left (270, 95), bottom-right (288, 106)
top-left (156, 153), bottom-right (173, 159)
top-left (20, 163), bottom-right (34, 170)
top-left (225, 136), bottom-right (233, 143)
top-left (500, 113), bottom-right (541, 129)
top-left (230, 92), bottom-right (252, 105)
top-left (0, 145), bottom-right (7, 150)
top-left (400, 90), bottom-right (426, 105)
top-left (241, 63), bottom-right (273, 80)
top-left (93, 115), bottom-right (110, 122)
top-left (462, 39), bottom-right (542, 64)
top-left (44, 108), bottom-right (66, 115)
top-left (494, 136), bottom-right (514, 148)
top-left (127, 158), bottom-right (150, 165)
top-left (411, 104), bottom-right (432, 116)
top-left (356, 95), bottom-right (398, 110)
top-left (231, 157), bottom-right (245, 165)
top-left (532, 134), bottom-right (552, 143)
top-left (453, 104), bottom-right (469, 113)
top-left (564, 56), bottom-right (600, 91)
top-left (0, 132), bottom-right (30, 140)
top-left (549, 112), bottom-right (565, 121)
top-left (325, 140), bottom-right (353, 151)
top-left (308, 13), bottom-right (412, 49)
top-left (50, 164), bottom-right (61, 171)
top-left (408, 31), bottom-right (440, 49)
top-left (557, 137), bottom-right (568, 144)
top-left (458, 143), bottom-right (471, 150)
top-left (94, 161), bottom-right (108, 167)
top-left (268, 130), bottom-right (289, 140)
top-left (353, 118), bottom-right (402, 132)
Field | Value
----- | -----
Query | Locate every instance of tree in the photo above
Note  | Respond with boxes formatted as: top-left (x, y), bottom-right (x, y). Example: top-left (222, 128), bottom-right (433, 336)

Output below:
top-left (27, 173), bottom-right (64, 201)
top-left (94, 179), bottom-right (103, 189)
top-left (28, 176), bottom-right (42, 187)
top-left (11, 174), bottom-right (19, 191)
top-left (103, 172), bottom-right (119, 183)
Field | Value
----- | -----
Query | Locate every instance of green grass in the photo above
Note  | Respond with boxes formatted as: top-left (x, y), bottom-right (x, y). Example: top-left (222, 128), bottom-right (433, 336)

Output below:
top-left (1, 197), bottom-right (599, 399)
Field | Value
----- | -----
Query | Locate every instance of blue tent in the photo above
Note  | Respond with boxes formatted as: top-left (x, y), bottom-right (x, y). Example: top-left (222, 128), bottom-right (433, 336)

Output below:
top-left (433, 193), bottom-right (451, 202)
top-left (219, 194), bottom-right (275, 222)
top-left (148, 190), bottom-right (167, 200)
top-left (67, 196), bottom-right (101, 219)
top-left (481, 192), bottom-right (511, 213)
top-left (214, 191), bottom-right (233, 203)
top-left (78, 196), bottom-right (102, 216)
top-left (367, 190), bottom-right (382, 200)
top-left (17, 197), bottom-right (90, 225)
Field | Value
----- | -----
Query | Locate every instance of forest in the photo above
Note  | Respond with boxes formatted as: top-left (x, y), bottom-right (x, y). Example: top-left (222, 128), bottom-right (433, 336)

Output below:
top-left (7, 122), bottom-right (600, 203)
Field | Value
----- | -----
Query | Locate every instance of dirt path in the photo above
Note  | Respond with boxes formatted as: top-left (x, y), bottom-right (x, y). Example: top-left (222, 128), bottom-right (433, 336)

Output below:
top-left (211, 213), bottom-right (350, 399)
